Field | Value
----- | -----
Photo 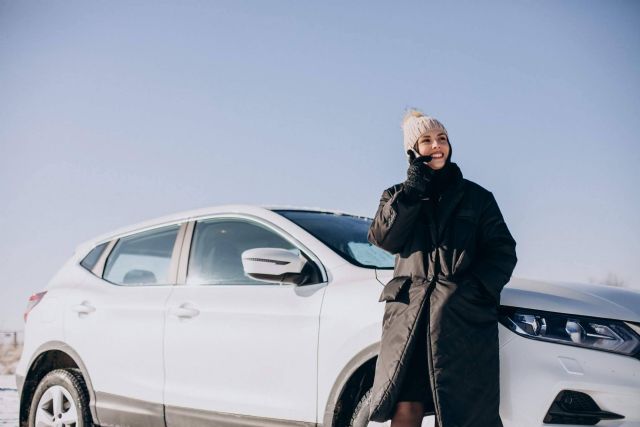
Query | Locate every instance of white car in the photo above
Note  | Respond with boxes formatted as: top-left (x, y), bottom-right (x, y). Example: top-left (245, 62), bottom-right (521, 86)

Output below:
top-left (15, 204), bottom-right (640, 427)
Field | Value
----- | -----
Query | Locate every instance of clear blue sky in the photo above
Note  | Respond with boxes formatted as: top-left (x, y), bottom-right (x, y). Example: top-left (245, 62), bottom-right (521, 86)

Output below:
top-left (1, 1), bottom-right (639, 331)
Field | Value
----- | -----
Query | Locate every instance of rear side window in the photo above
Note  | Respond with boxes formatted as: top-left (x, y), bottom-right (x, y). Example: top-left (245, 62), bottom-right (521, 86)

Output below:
top-left (103, 225), bottom-right (180, 286)
top-left (80, 242), bottom-right (109, 272)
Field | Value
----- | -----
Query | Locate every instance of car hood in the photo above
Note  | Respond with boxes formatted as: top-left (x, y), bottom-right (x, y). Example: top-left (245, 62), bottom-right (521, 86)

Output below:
top-left (375, 270), bottom-right (640, 322)
top-left (502, 278), bottom-right (640, 322)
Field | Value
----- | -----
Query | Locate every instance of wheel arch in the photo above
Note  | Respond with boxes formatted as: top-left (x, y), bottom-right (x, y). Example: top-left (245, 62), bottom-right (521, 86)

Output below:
top-left (322, 341), bottom-right (379, 427)
top-left (18, 340), bottom-right (99, 427)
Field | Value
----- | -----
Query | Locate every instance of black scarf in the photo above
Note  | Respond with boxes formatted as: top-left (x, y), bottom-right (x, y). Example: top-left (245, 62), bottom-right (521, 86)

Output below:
top-left (424, 161), bottom-right (463, 200)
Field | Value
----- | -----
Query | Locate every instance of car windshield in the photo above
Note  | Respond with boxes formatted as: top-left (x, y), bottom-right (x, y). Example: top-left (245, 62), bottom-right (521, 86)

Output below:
top-left (272, 210), bottom-right (395, 269)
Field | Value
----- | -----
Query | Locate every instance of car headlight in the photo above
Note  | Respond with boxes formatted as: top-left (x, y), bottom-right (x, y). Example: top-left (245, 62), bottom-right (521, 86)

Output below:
top-left (499, 306), bottom-right (640, 358)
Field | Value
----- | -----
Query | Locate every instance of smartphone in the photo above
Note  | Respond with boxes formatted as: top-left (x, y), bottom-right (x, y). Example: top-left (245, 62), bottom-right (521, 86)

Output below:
top-left (407, 149), bottom-right (432, 164)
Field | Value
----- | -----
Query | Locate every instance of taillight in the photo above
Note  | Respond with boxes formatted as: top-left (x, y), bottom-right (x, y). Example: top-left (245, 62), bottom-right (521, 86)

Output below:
top-left (24, 291), bottom-right (47, 322)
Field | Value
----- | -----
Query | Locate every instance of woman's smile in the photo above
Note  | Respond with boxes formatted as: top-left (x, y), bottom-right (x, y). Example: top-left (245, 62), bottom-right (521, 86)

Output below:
top-left (415, 128), bottom-right (450, 170)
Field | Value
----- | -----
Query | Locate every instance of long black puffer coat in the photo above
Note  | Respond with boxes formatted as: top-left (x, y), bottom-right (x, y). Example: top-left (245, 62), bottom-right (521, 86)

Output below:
top-left (367, 168), bottom-right (518, 426)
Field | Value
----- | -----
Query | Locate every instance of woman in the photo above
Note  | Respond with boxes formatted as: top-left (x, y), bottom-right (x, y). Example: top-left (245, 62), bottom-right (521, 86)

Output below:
top-left (366, 109), bottom-right (518, 427)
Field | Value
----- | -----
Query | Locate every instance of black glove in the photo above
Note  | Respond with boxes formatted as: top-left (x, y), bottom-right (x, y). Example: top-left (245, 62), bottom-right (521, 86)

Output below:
top-left (402, 151), bottom-right (434, 202)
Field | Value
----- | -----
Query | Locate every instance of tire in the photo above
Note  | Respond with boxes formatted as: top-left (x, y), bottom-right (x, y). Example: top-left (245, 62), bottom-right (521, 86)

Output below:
top-left (349, 388), bottom-right (390, 427)
top-left (28, 368), bottom-right (93, 427)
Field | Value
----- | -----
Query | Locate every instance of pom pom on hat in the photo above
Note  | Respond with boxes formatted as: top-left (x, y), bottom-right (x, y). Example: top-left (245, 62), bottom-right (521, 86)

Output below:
top-left (401, 108), bottom-right (451, 163)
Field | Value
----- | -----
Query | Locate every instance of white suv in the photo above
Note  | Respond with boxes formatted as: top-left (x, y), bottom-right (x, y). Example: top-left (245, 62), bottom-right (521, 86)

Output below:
top-left (15, 204), bottom-right (640, 427)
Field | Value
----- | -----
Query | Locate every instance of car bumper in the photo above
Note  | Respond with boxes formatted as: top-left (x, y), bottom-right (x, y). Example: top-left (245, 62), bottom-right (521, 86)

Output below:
top-left (499, 325), bottom-right (640, 426)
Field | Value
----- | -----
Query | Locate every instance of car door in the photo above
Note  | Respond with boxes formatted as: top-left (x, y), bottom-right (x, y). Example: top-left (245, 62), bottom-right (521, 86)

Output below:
top-left (163, 216), bottom-right (327, 426)
top-left (64, 222), bottom-right (186, 426)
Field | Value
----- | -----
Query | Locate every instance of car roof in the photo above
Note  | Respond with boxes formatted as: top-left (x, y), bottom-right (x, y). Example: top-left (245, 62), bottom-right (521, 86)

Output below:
top-left (75, 203), bottom-right (372, 255)
top-left (263, 204), bottom-right (372, 218)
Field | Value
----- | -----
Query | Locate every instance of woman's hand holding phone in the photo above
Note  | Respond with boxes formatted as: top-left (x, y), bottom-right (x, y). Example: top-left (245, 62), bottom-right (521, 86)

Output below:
top-left (402, 150), bottom-right (434, 202)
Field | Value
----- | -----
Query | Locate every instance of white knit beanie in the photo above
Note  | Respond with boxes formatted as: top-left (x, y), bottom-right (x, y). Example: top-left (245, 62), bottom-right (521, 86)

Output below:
top-left (402, 109), bottom-right (449, 161)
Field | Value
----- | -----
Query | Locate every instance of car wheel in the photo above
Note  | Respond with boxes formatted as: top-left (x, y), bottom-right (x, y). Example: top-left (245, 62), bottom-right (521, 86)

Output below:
top-left (349, 388), bottom-right (390, 427)
top-left (28, 368), bottom-right (93, 427)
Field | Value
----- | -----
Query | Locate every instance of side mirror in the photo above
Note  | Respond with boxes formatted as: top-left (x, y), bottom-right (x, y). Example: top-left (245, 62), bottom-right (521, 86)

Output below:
top-left (241, 247), bottom-right (308, 285)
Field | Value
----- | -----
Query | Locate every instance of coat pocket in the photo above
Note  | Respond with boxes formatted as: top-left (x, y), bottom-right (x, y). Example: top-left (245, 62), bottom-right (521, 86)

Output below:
top-left (378, 276), bottom-right (412, 302)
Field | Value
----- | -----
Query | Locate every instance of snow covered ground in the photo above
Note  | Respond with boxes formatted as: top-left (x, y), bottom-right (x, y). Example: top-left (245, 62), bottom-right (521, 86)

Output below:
top-left (0, 375), bottom-right (18, 427)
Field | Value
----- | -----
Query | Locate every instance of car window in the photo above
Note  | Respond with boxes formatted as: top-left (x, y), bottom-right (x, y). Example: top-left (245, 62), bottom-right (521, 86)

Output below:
top-left (272, 210), bottom-right (395, 269)
top-left (80, 242), bottom-right (109, 273)
top-left (187, 219), bottom-right (298, 286)
top-left (103, 225), bottom-right (180, 286)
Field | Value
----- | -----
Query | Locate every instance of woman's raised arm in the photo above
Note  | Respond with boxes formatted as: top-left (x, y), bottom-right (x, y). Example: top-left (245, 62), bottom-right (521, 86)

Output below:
top-left (367, 184), bottom-right (422, 254)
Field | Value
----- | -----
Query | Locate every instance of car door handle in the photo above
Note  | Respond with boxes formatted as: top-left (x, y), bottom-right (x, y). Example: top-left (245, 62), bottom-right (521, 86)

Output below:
top-left (168, 304), bottom-right (200, 319)
top-left (72, 301), bottom-right (96, 314)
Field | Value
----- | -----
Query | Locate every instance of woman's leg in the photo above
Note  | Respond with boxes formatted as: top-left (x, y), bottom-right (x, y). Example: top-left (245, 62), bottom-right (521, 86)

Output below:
top-left (391, 401), bottom-right (424, 427)
top-left (391, 402), bottom-right (439, 427)
top-left (393, 303), bottom-right (439, 426)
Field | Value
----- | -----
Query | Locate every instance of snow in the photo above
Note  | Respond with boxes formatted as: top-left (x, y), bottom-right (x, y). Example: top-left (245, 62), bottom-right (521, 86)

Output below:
top-left (0, 375), bottom-right (18, 427)
top-left (0, 376), bottom-right (15, 389)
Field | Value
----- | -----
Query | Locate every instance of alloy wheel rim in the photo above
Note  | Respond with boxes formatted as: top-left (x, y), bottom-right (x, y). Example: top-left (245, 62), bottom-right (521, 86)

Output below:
top-left (35, 384), bottom-right (78, 427)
